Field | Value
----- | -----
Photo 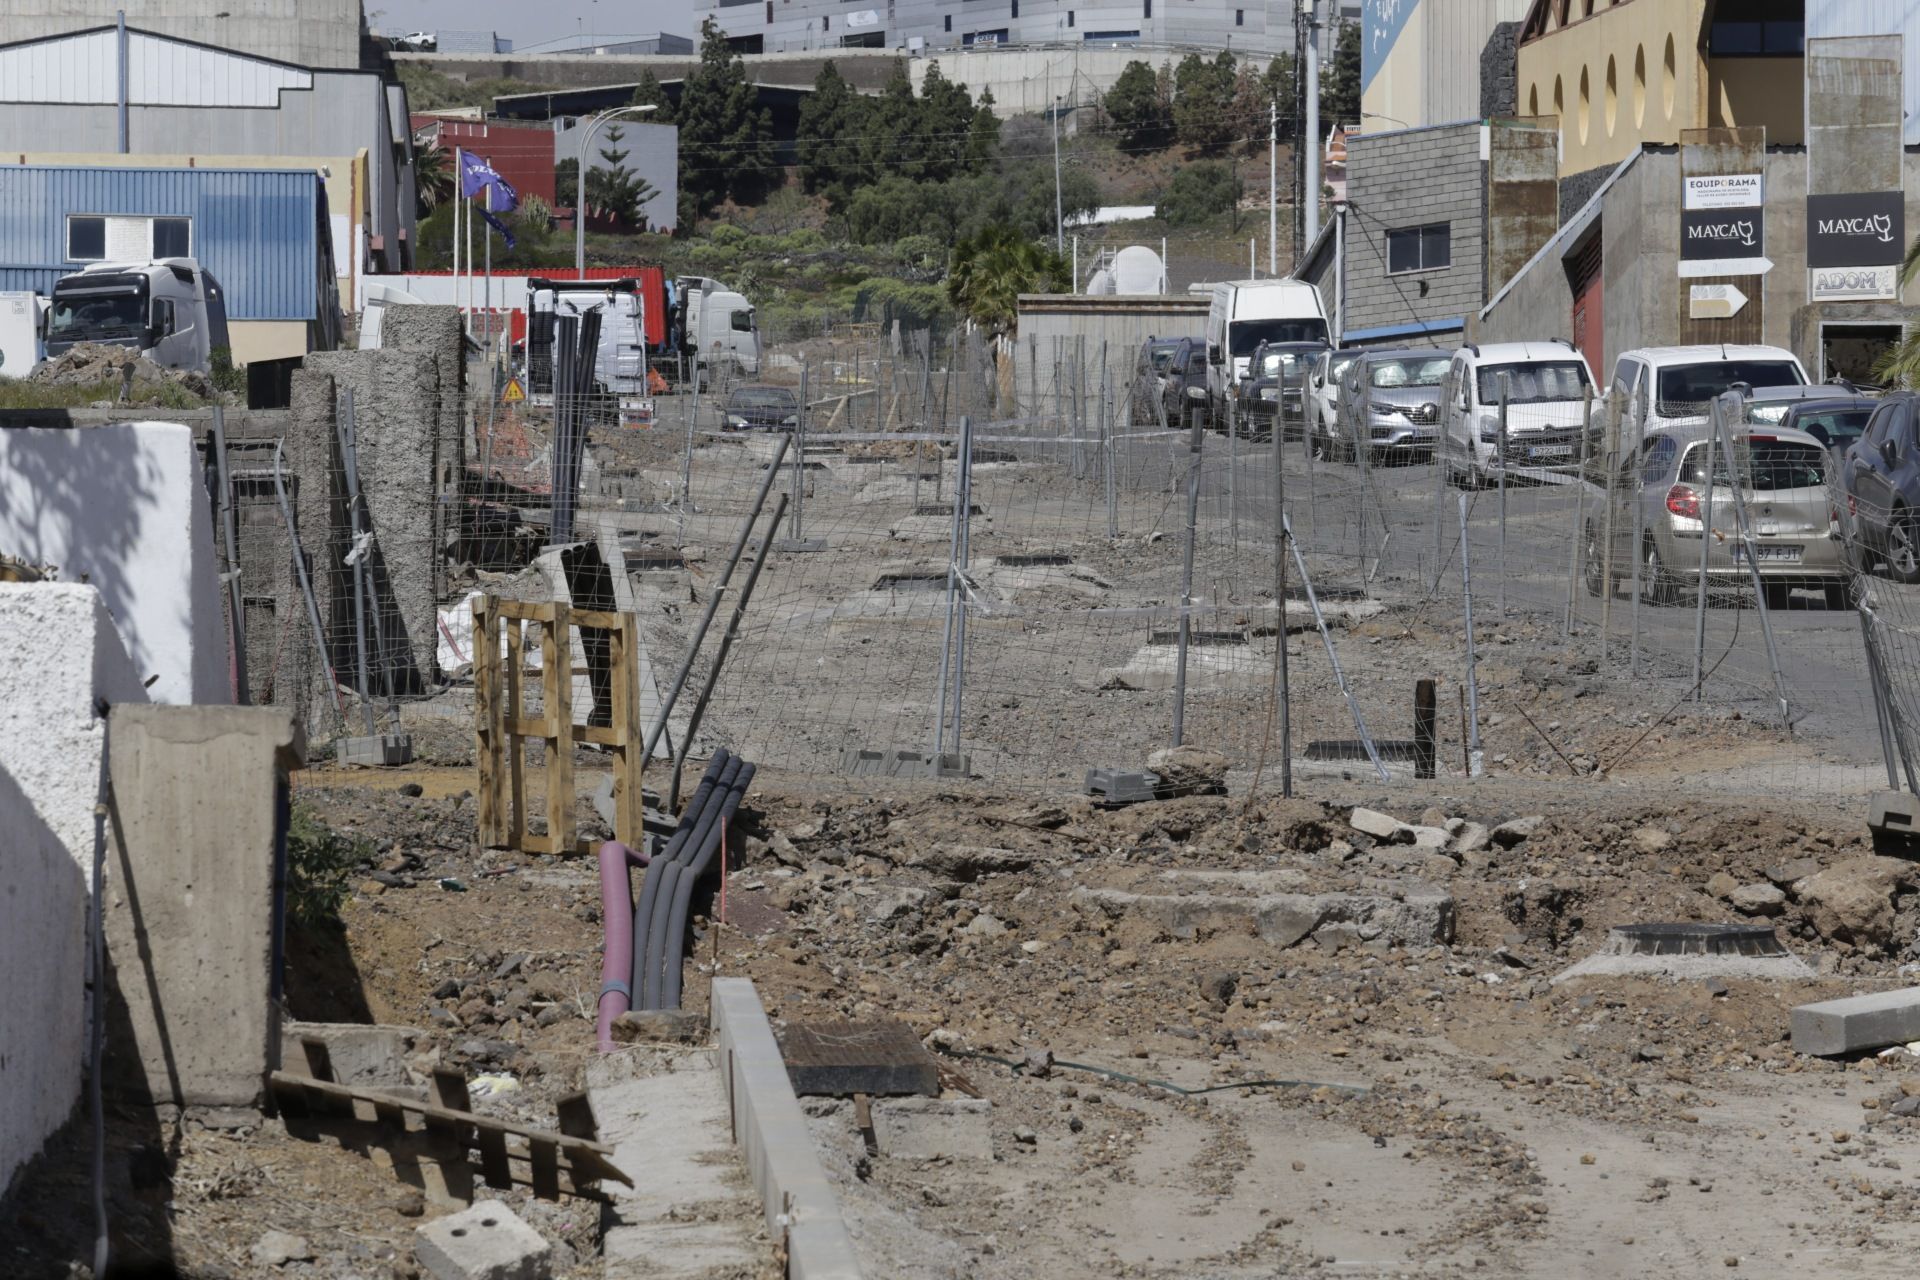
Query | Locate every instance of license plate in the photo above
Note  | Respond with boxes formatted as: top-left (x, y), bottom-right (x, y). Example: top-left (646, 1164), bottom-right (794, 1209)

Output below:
top-left (1734, 544), bottom-right (1802, 563)
top-left (1528, 444), bottom-right (1572, 459)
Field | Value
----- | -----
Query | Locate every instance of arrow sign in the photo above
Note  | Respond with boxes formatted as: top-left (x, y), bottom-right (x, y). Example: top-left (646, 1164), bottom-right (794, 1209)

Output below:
top-left (1689, 283), bottom-right (1750, 320)
top-left (1679, 256), bottom-right (1773, 278)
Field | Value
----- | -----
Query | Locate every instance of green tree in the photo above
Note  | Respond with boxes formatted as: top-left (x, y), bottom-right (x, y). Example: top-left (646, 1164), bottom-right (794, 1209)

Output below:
top-left (631, 68), bottom-right (673, 121)
top-left (946, 225), bottom-right (1069, 340)
top-left (795, 62), bottom-right (867, 196)
top-left (1873, 237), bottom-right (1920, 386)
top-left (1156, 161), bottom-right (1241, 226)
top-left (414, 141), bottom-right (454, 216)
top-left (964, 89), bottom-right (1001, 171)
top-left (916, 62), bottom-right (978, 183)
top-left (1104, 59), bottom-right (1171, 152)
top-left (1321, 20), bottom-right (1362, 125)
top-left (677, 19), bottom-right (778, 214)
top-left (860, 69), bottom-right (923, 182)
top-left (1174, 51), bottom-right (1239, 153)
top-left (584, 124), bottom-right (660, 225)
top-left (1262, 53), bottom-right (1298, 141)
top-left (845, 177), bottom-right (957, 245)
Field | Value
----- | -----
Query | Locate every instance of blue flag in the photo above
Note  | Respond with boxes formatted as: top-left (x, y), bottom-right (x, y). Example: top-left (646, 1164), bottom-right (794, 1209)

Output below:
top-left (478, 206), bottom-right (517, 251)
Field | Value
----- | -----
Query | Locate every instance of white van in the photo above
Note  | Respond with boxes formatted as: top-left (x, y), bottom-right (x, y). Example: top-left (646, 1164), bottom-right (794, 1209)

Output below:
top-left (1439, 340), bottom-right (1598, 486)
top-left (1608, 344), bottom-right (1808, 438)
top-left (1205, 280), bottom-right (1330, 414)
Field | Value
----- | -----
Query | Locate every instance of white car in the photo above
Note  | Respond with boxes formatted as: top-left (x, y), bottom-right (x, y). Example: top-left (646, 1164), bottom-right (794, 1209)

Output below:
top-left (1607, 344), bottom-right (1808, 440)
top-left (1439, 340), bottom-right (1598, 486)
top-left (393, 31), bottom-right (437, 52)
top-left (1307, 348), bottom-right (1362, 459)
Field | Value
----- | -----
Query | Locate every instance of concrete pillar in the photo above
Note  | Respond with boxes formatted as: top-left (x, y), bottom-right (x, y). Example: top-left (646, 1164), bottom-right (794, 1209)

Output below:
top-left (103, 705), bottom-right (305, 1111)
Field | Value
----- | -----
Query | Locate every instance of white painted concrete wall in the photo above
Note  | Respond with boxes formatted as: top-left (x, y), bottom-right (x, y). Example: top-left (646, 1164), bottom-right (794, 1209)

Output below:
top-left (0, 423), bottom-right (231, 705)
top-left (0, 583), bottom-right (148, 1194)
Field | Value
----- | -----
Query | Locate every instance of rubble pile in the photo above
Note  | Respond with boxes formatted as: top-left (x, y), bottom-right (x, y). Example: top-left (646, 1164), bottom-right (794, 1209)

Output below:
top-left (27, 341), bottom-right (216, 399)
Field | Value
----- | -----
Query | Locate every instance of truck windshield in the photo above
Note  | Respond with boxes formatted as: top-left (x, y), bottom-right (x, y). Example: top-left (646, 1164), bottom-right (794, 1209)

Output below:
top-left (1255, 350), bottom-right (1314, 380)
top-left (1230, 318), bottom-right (1327, 356)
top-left (1656, 361), bottom-right (1803, 416)
top-left (49, 291), bottom-right (146, 341)
top-left (1477, 361), bottom-right (1590, 403)
top-left (1678, 438), bottom-right (1828, 491)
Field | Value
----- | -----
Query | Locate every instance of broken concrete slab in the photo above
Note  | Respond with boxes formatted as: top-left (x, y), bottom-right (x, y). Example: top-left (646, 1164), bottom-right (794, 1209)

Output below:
top-left (609, 1011), bottom-right (707, 1044)
top-left (1451, 822), bottom-right (1492, 856)
top-left (1071, 871), bottom-right (1454, 951)
top-left (1793, 988), bottom-right (1920, 1057)
top-left (281, 1022), bottom-right (426, 1087)
top-left (1491, 816), bottom-right (1545, 847)
top-left (415, 1199), bottom-right (551, 1280)
top-left (871, 1096), bottom-right (994, 1161)
top-left (1349, 808), bottom-right (1409, 842)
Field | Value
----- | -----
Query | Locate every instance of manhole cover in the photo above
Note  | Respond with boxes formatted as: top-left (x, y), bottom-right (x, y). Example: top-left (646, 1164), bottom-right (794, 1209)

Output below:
top-left (1604, 923), bottom-right (1788, 957)
top-left (996, 553), bottom-right (1073, 567)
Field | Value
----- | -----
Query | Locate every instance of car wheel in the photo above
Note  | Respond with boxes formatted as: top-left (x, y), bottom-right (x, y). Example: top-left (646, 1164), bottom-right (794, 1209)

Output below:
top-left (1584, 527), bottom-right (1605, 598)
top-left (1824, 580), bottom-right (1850, 611)
top-left (1643, 540), bottom-right (1674, 606)
top-left (1888, 511), bottom-right (1920, 584)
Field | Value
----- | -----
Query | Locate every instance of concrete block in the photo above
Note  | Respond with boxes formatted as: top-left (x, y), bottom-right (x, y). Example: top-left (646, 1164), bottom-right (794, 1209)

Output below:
top-left (335, 732), bottom-right (414, 766)
top-left (711, 979), bottom-right (864, 1279)
top-left (871, 1097), bottom-right (994, 1161)
top-left (1869, 791), bottom-right (1920, 846)
top-left (1792, 988), bottom-right (1920, 1057)
top-left (415, 1200), bottom-right (551, 1280)
top-left (104, 704), bottom-right (305, 1108)
top-left (1350, 807), bottom-right (1410, 842)
top-left (281, 1022), bottom-right (425, 1087)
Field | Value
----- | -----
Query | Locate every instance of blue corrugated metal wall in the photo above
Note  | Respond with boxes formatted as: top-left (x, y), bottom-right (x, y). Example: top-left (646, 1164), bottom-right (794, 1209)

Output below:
top-left (0, 166), bottom-right (319, 321)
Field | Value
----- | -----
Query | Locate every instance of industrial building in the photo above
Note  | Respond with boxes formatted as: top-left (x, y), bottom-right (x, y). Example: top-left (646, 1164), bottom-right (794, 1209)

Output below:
top-left (693, 0), bottom-right (1353, 56)
top-left (1359, 0), bottom-right (1532, 131)
top-left (0, 24), bottom-right (418, 308)
top-left (0, 0), bottom-right (366, 70)
top-left (0, 165), bottom-right (342, 363)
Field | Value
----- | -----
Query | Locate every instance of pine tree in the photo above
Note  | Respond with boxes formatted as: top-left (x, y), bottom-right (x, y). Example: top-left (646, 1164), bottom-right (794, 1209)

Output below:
top-left (795, 62), bottom-right (867, 196)
top-left (677, 19), bottom-right (778, 214)
top-left (1103, 60), bottom-right (1171, 152)
top-left (1321, 19), bottom-right (1362, 125)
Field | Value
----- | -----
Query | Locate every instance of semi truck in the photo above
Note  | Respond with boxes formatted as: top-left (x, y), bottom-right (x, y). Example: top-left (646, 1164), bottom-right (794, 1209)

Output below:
top-left (44, 258), bottom-right (230, 372)
top-left (673, 276), bottom-right (761, 382)
top-left (524, 277), bottom-right (653, 397)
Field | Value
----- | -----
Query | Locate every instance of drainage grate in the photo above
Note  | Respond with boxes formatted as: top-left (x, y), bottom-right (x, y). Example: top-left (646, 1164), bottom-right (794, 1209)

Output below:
top-left (1604, 923), bottom-right (1788, 957)
top-left (1147, 629), bottom-right (1249, 648)
top-left (872, 572), bottom-right (949, 592)
top-left (996, 553), bottom-right (1073, 567)
top-left (913, 502), bottom-right (985, 517)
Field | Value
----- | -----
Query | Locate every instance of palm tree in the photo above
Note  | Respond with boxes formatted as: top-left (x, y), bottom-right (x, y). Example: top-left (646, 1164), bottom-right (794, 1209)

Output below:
top-left (414, 141), bottom-right (455, 217)
top-left (946, 226), bottom-right (1069, 341)
top-left (1871, 236), bottom-right (1920, 386)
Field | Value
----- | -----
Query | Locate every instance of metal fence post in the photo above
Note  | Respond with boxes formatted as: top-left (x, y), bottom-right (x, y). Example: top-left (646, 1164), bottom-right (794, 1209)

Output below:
top-left (1460, 492), bottom-right (1484, 777)
top-left (1172, 416), bottom-right (1202, 747)
top-left (1104, 362), bottom-right (1119, 540)
top-left (1283, 513), bottom-right (1388, 783)
top-left (1565, 392), bottom-right (1589, 643)
top-left (791, 365), bottom-right (807, 542)
top-left (1692, 394), bottom-right (1720, 699)
top-left (1714, 393), bottom-right (1792, 727)
top-left (949, 414), bottom-right (974, 757)
top-left (1497, 372), bottom-right (1510, 616)
top-left (1598, 389), bottom-right (1622, 662)
top-left (1274, 417), bottom-right (1292, 797)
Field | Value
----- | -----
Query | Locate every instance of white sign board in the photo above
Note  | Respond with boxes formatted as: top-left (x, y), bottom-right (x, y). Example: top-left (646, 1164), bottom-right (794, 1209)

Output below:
top-left (1685, 174), bottom-right (1763, 210)
top-left (1810, 264), bottom-right (1899, 302)
top-left (845, 9), bottom-right (880, 26)
top-left (1688, 283), bottom-right (1749, 320)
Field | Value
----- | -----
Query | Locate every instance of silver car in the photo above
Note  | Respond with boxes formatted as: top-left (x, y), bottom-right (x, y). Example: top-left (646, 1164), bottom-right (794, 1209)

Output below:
top-left (1331, 348), bottom-right (1450, 462)
top-left (1585, 421), bottom-right (1846, 609)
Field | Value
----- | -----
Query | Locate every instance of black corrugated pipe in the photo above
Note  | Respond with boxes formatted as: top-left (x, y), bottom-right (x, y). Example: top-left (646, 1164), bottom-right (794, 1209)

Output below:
top-left (627, 750), bottom-right (731, 1004)
top-left (659, 761), bottom-right (756, 1009)
top-left (638, 756), bottom-right (747, 1009)
top-left (632, 754), bottom-right (742, 1005)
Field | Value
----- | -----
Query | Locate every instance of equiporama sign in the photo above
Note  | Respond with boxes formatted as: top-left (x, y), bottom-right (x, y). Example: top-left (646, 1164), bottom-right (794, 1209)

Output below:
top-left (1808, 192), bottom-right (1904, 269)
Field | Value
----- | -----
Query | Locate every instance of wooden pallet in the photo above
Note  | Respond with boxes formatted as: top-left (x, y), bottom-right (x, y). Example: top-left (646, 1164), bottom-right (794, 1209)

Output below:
top-left (270, 1037), bottom-right (631, 1205)
top-left (472, 595), bottom-right (646, 854)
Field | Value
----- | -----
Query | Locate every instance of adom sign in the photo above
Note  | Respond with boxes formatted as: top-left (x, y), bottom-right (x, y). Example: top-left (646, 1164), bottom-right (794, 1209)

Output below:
top-left (1808, 192), bottom-right (1904, 301)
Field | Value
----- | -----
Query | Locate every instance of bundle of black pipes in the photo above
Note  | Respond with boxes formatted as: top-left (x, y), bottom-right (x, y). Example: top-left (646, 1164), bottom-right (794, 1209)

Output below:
top-left (548, 307), bottom-right (603, 545)
top-left (629, 748), bottom-right (756, 1010)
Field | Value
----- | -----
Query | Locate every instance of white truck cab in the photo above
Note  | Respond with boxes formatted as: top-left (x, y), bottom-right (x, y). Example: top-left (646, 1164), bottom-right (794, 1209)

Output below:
top-left (44, 258), bottom-right (229, 372)
top-left (1440, 340), bottom-right (1598, 485)
top-left (1204, 279), bottom-right (1329, 415)
top-left (676, 276), bottom-right (760, 382)
top-left (1607, 344), bottom-right (1808, 439)
top-left (525, 277), bottom-right (650, 396)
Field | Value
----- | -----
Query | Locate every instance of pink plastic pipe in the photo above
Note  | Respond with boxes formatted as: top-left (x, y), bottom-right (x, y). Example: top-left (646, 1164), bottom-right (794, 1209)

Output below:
top-left (595, 840), bottom-right (650, 1051)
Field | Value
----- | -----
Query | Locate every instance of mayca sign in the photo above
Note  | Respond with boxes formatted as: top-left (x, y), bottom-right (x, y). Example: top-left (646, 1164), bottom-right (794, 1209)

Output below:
top-left (1808, 191), bottom-right (1904, 301)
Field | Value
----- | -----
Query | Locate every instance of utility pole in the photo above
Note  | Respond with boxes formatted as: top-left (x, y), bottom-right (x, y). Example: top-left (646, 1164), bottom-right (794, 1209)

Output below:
top-left (1303, 0), bottom-right (1322, 247)
top-left (1052, 94), bottom-right (1065, 256)
top-left (1268, 98), bottom-right (1279, 277)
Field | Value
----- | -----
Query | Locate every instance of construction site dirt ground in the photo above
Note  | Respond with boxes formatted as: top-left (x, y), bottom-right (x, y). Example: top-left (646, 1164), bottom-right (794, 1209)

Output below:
top-left (16, 751), bottom-right (1920, 1279)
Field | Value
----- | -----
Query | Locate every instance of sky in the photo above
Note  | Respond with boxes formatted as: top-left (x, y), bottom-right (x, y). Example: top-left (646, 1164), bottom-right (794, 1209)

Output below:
top-left (367, 0), bottom-right (688, 50)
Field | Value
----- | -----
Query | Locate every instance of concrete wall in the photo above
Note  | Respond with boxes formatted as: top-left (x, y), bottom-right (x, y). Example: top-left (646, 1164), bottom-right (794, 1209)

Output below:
top-left (0, 423), bottom-right (231, 706)
top-left (0, 583), bottom-right (147, 1195)
top-left (1342, 122), bottom-right (1485, 344)
top-left (104, 705), bottom-right (303, 1109)
top-left (0, 0), bottom-right (365, 70)
top-left (1480, 21), bottom-right (1522, 118)
top-left (1485, 119), bottom-right (1559, 301)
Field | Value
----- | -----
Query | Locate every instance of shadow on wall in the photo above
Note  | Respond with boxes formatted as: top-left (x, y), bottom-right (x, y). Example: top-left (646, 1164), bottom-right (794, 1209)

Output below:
top-left (0, 761), bottom-right (178, 1276)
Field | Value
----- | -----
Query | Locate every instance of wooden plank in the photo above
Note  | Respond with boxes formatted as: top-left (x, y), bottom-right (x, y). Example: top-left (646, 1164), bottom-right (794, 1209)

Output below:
top-left (504, 619), bottom-right (526, 851)
top-left (571, 608), bottom-right (624, 630)
top-left (472, 599), bottom-right (501, 846)
top-left (529, 1138), bottom-right (561, 1200)
top-left (266, 1073), bottom-right (625, 1166)
top-left (493, 598), bottom-right (559, 622)
top-left (477, 1127), bottom-right (514, 1190)
top-left (570, 723), bottom-right (625, 748)
top-left (545, 605), bottom-right (575, 856)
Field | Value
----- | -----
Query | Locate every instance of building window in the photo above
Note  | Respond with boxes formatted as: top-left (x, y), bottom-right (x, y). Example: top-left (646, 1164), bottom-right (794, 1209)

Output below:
top-left (945, 14), bottom-right (952, 30)
top-left (1144, 0), bottom-right (1151, 16)
top-left (1068, 11), bottom-right (1074, 26)
top-left (67, 214), bottom-right (190, 262)
top-left (1011, 0), bottom-right (1018, 15)
top-left (765, 1), bottom-right (772, 21)
top-left (1236, 8), bottom-right (1244, 25)
top-left (1387, 223), bottom-right (1450, 274)
top-left (1708, 0), bottom-right (1804, 56)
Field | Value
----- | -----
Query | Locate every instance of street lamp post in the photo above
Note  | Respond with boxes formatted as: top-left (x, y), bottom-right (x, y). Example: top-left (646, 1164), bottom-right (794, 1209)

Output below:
top-left (574, 103), bottom-right (658, 278)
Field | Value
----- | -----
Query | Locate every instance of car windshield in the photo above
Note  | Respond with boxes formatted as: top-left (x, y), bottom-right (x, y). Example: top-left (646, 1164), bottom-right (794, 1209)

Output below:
top-left (1477, 361), bottom-right (1590, 404)
top-left (48, 291), bottom-right (145, 339)
top-left (1185, 348), bottom-right (1206, 375)
top-left (1370, 357), bottom-right (1449, 389)
top-left (730, 388), bottom-right (794, 410)
top-left (1678, 438), bottom-right (1828, 491)
top-left (1145, 343), bottom-right (1181, 372)
top-left (1789, 407), bottom-right (1872, 449)
top-left (1230, 318), bottom-right (1328, 357)
top-left (1655, 361), bottom-right (1803, 416)
top-left (1326, 353), bottom-right (1358, 382)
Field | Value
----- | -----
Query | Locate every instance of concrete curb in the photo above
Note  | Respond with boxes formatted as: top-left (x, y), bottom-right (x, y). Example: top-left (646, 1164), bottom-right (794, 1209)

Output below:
top-left (711, 978), bottom-right (864, 1279)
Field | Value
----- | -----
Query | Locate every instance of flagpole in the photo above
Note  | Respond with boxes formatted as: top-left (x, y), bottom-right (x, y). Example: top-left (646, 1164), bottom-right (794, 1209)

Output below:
top-left (453, 146), bottom-right (464, 328)
top-left (484, 183), bottom-right (493, 347)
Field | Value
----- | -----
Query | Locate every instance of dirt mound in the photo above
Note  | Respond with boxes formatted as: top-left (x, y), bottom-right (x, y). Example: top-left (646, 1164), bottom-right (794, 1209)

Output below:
top-left (28, 341), bottom-right (215, 400)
